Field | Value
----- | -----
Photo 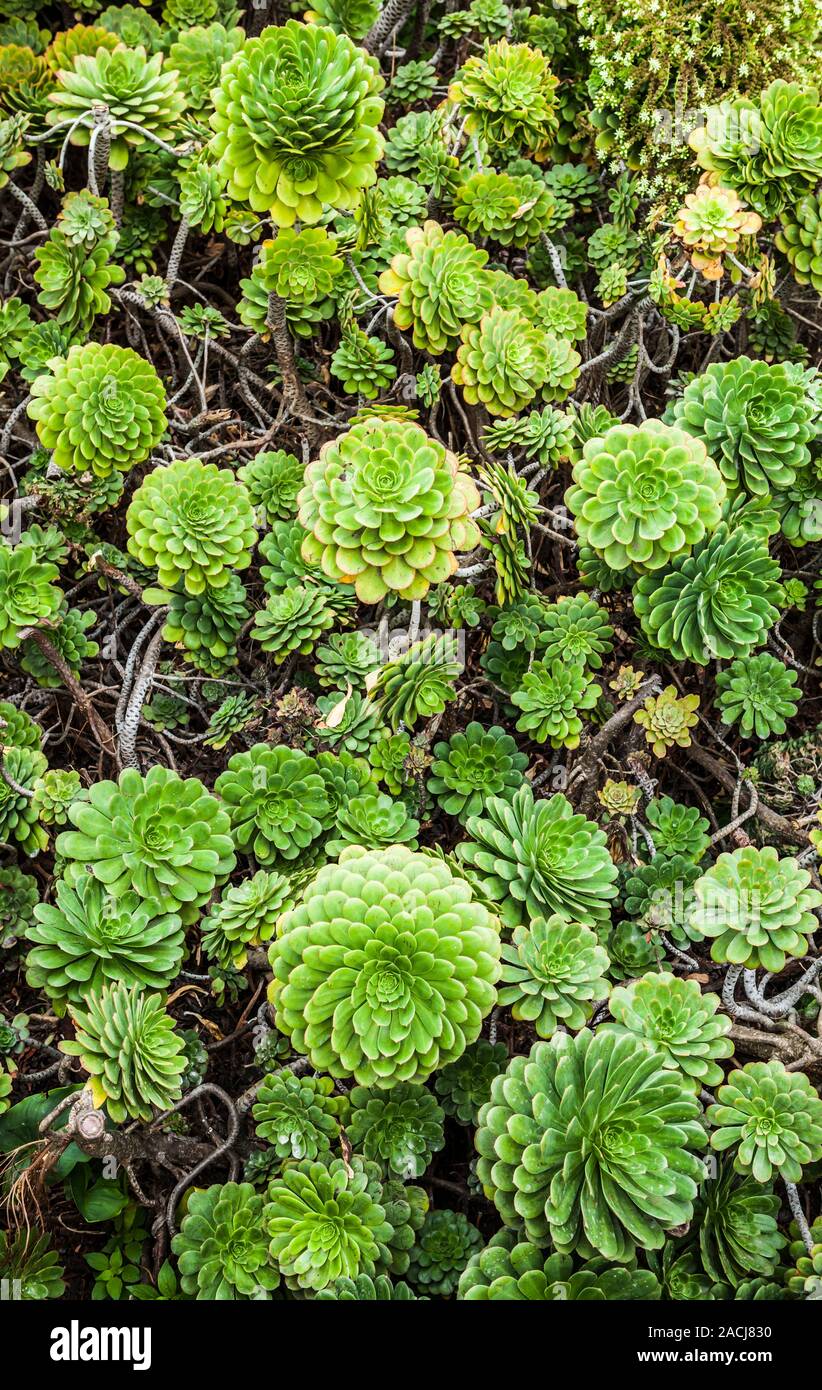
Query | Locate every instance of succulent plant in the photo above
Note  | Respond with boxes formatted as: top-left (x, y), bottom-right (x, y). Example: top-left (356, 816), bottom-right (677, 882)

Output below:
top-left (0, 1231), bottom-right (65, 1301)
top-left (427, 723), bottom-right (528, 823)
top-left (259, 520), bottom-right (348, 602)
top-left (330, 327), bottom-right (397, 399)
top-left (53, 192), bottom-right (117, 254)
top-left (371, 633), bottom-right (463, 731)
top-left (48, 45), bottom-right (184, 170)
top-left (0, 539), bottom-right (62, 651)
top-left (695, 1161), bottom-right (786, 1288)
top-left (252, 585), bottom-right (336, 662)
top-left (736, 1277), bottom-right (795, 1300)
top-left (157, 576), bottom-right (250, 675)
top-left (327, 791), bottom-right (419, 856)
top-left (367, 731), bottom-right (413, 797)
top-left (377, 174), bottom-right (427, 227)
top-left (606, 973), bottom-right (733, 1090)
top-left (536, 594), bottom-right (614, 670)
top-left (268, 845), bottom-right (500, 1086)
top-left (236, 451), bottom-right (303, 525)
top-left (687, 846), bottom-right (821, 972)
top-left (433, 1039), bottom-right (508, 1126)
top-left (19, 605), bottom-right (98, 689)
top-left (454, 170), bottom-right (558, 246)
top-left (26, 871), bottom-right (185, 1010)
top-left (452, 306), bottom-right (553, 417)
top-left (387, 57), bottom-right (438, 106)
top-left (258, 228), bottom-right (344, 303)
top-left (99, 5), bottom-right (165, 51)
top-left (266, 1155), bottom-right (398, 1291)
top-left (597, 780), bottom-right (641, 818)
top-left (299, 417), bottom-right (480, 604)
top-left (114, 207), bottom-right (167, 281)
top-left (163, 0), bottom-right (236, 28)
top-left (605, 920), bottom-right (664, 980)
top-left (16, 523), bottom-right (67, 568)
top-left (565, 419), bottom-right (726, 575)
top-left (347, 1083), bottom-right (446, 1178)
top-left (622, 856), bottom-right (700, 945)
top-left (0, 44), bottom-right (53, 131)
top-left (0, 864), bottom-right (39, 947)
top-left (0, 111), bottom-right (31, 189)
top-left (490, 593), bottom-right (550, 652)
top-left (459, 1231), bottom-right (661, 1300)
top-left (690, 80), bottom-right (822, 218)
top-left (0, 746), bottom-right (48, 857)
top-left (566, 403), bottom-right (620, 461)
top-left (499, 915), bottom-right (611, 1037)
top-left (540, 334), bottom-right (581, 404)
top-left (458, 784), bottom-right (619, 930)
top-left (203, 694), bottom-right (259, 751)
top-left (608, 665), bottom-right (647, 700)
top-left (476, 1030), bottom-right (705, 1257)
top-left (143, 692), bottom-right (189, 735)
top-left (531, 285), bottom-right (586, 342)
top-left (412, 133), bottom-right (462, 200)
top-left (381, 107), bottom-right (445, 173)
top-left (785, 1216), bottom-right (822, 1296)
top-left (61, 981), bottom-right (186, 1123)
top-left (177, 158), bottom-right (227, 235)
top-left (0, 1009), bottom-right (28, 1056)
top-left (672, 178), bottom-right (761, 267)
top-left (587, 220), bottom-right (640, 274)
top-left (378, 220), bottom-right (492, 356)
top-left (57, 765), bottom-right (235, 923)
top-left (777, 191), bottom-right (822, 294)
top-left (707, 1061), bottom-right (822, 1183)
top-left (407, 1210), bottom-right (483, 1297)
top-left (649, 1239), bottom-right (730, 1300)
top-left (452, 168), bottom-right (522, 239)
top-left (511, 658), bottom-right (601, 748)
top-left (746, 298), bottom-right (804, 365)
top-left (4, 0), bottom-right (821, 1308)
top-left (175, 1028), bottom-right (207, 1094)
top-left (314, 631), bottom-right (381, 692)
top-left (315, 1273), bottom-right (420, 1299)
top-left (200, 870), bottom-right (293, 971)
top-left (46, 24), bottom-right (119, 73)
top-left (172, 1182), bottom-right (279, 1300)
top-left (128, 458), bottom-right (256, 597)
top-left (215, 744), bottom-right (329, 867)
top-left (0, 701), bottom-right (43, 752)
top-left (633, 685), bottom-right (700, 757)
top-left (484, 407), bottom-right (573, 468)
top-left (668, 358), bottom-right (817, 498)
top-left (644, 796), bottom-right (710, 861)
top-left (252, 1071), bottom-right (343, 1161)
top-left (210, 21), bottom-right (384, 225)
top-left (0, 294), bottom-right (30, 381)
top-left (315, 748), bottom-right (373, 818)
top-left (166, 20), bottom-right (244, 106)
top-left (774, 463), bottom-right (822, 546)
top-left (33, 222), bottom-right (124, 336)
top-left (313, 689), bottom-right (381, 754)
top-left (716, 653), bottom-right (801, 738)
top-left (448, 39), bottom-right (558, 159)
top-left (596, 261), bottom-right (629, 306)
